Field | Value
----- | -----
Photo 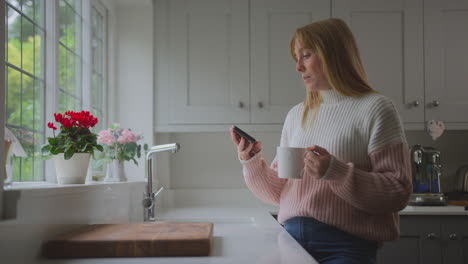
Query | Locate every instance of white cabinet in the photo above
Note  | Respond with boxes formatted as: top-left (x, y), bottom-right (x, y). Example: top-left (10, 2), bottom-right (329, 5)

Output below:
top-left (154, 0), bottom-right (330, 130)
top-left (424, 0), bottom-right (468, 126)
top-left (250, 0), bottom-right (329, 124)
top-left (167, 0), bottom-right (250, 125)
top-left (332, 0), bottom-right (468, 129)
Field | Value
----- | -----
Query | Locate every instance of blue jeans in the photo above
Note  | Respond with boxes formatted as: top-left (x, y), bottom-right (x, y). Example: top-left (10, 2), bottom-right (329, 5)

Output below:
top-left (284, 216), bottom-right (378, 264)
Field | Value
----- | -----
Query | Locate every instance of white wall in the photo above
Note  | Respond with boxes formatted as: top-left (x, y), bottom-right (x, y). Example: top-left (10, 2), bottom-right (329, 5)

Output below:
top-left (115, 2), bottom-right (154, 180)
top-left (157, 130), bottom-right (468, 192)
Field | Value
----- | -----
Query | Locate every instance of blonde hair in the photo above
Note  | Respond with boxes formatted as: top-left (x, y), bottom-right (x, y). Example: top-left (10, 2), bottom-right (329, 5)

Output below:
top-left (289, 18), bottom-right (376, 127)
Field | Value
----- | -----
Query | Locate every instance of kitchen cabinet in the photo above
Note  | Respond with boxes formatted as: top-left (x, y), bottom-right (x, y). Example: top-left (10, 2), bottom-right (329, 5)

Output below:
top-left (154, 0), bottom-right (330, 129)
top-left (333, 0), bottom-right (468, 130)
top-left (165, 0), bottom-right (250, 125)
top-left (377, 215), bottom-right (468, 264)
top-left (249, 0), bottom-right (329, 124)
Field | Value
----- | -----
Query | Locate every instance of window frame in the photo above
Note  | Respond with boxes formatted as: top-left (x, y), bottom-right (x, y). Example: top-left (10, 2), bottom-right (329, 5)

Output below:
top-left (5, 0), bottom-right (47, 182)
top-left (4, 0), bottom-right (110, 183)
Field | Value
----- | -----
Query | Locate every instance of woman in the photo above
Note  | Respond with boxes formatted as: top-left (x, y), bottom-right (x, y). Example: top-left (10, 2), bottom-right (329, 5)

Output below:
top-left (229, 18), bottom-right (412, 264)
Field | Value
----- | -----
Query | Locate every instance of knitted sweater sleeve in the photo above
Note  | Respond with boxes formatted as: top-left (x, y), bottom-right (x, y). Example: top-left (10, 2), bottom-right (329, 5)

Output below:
top-left (239, 108), bottom-right (294, 205)
top-left (322, 98), bottom-right (412, 214)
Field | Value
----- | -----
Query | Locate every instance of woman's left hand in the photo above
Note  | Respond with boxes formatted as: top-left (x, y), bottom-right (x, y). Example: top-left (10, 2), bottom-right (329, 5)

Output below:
top-left (303, 145), bottom-right (332, 179)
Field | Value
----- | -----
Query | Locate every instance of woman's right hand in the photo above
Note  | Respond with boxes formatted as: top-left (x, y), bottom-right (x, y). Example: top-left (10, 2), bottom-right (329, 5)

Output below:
top-left (229, 127), bottom-right (262, 160)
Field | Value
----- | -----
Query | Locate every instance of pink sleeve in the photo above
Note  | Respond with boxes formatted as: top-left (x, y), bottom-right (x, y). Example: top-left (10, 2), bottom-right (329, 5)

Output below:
top-left (241, 153), bottom-right (287, 205)
top-left (323, 142), bottom-right (412, 214)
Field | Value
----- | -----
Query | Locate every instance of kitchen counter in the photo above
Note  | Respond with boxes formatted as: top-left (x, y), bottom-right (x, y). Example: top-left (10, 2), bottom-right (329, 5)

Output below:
top-left (2, 188), bottom-right (468, 264)
top-left (400, 205), bottom-right (468, 215)
top-left (0, 207), bottom-right (316, 264)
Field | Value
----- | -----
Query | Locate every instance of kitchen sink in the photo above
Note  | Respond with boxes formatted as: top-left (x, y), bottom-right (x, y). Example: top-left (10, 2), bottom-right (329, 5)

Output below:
top-left (156, 216), bottom-right (256, 225)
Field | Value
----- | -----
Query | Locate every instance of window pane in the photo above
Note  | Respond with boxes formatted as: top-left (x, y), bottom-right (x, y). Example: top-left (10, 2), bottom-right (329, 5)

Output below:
top-left (33, 132), bottom-right (44, 181)
top-left (34, 27), bottom-right (44, 77)
top-left (58, 44), bottom-right (66, 89)
top-left (22, 73), bottom-right (34, 130)
top-left (67, 51), bottom-right (74, 93)
top-left (91, 8), bottom-right (98, 35)
top-left (20, 129), bottom-right (35, 181)
top-left (6, 0), bottom-right (45, 182)
top-left (33, 0), bottom-right (45, 27)
top-left (21, 0), bottom-right (34, 18)
top-left (22, 16), bottom-right (34, 73)
top-left (6, 66), bottom-right (21, 126)
top-left (34, 80), bottom-right (44, 132)
top-left (7, 6), bottom-right (21, 67)
top-left (98, 40), bottom-right (103, 73)
top-left (58, 0), bottom-right (68, 45)
top-left (7, 0), bottom-right (21, 10)
top-left (91, 72), bottom-right (97, 106)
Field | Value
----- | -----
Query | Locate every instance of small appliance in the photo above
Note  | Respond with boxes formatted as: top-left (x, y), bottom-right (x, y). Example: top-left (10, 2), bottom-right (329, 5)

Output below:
top-left (408, 144), bottom-right (447, 206)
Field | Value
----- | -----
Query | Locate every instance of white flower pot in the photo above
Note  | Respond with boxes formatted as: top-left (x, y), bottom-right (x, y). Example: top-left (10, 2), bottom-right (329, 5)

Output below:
top-left (54, 153), bottom-right (91, 184)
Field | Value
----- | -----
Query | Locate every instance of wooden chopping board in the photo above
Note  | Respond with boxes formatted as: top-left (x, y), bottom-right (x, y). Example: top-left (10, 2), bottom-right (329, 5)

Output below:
top-left (43, 222), bottom-right (213, 258)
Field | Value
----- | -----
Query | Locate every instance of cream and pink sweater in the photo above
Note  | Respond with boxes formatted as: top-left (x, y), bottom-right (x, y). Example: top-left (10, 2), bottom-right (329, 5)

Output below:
top-left (241, 90), bottom-right (412, 242)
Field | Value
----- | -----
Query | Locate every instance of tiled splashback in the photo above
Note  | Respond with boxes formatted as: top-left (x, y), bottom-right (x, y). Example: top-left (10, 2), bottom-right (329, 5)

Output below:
top-left (160, 130), bottom-right (468, 192)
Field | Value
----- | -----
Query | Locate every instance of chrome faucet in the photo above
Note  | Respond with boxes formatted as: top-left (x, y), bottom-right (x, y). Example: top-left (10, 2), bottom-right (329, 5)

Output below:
top-left (143, 143), bottom-right (180, 222)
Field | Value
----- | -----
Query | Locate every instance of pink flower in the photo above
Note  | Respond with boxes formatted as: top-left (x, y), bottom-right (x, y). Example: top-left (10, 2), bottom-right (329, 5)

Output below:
top-left (117, 130), bottom-right (137, 144)
top-left (97, 129), bottom-right (114, 145)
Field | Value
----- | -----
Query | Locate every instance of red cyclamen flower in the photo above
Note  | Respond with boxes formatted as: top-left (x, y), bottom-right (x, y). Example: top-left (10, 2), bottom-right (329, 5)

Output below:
top-left (47, 122), bottom-right (57, 130)
top-left (57, 111), bottom-right (98, 129)
top-left (54, 113), bottom-right (63, 123)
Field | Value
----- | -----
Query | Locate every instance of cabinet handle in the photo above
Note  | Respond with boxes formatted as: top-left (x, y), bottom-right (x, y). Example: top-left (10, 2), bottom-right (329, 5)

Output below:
top-left (449, 233), bottom-right (458, 240)
top-left (238, 101), bottom-right (245, 108)
top-left (432, 100), bottom-right (440, 107)
top-left (411, 100), bottom-right (420, 107)
top-left (427, 233), bottom-right (437, 239)
top-left (257, 101), bottom-right (264, 109)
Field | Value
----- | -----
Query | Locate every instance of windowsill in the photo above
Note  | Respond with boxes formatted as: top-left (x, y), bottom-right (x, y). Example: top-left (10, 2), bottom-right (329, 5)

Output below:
top-left (4, 180), bottom-right (146, 192)
top-left (3, 180), bottom-right (146, 197)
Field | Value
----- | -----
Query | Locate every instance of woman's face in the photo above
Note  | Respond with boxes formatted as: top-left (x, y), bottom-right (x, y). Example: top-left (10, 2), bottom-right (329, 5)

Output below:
top-left (294, 42), bottom-right (330, 92)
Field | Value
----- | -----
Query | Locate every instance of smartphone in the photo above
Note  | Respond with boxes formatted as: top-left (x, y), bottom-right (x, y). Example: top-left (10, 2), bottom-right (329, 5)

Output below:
top-left (233, 126), bottom-right (257, 143)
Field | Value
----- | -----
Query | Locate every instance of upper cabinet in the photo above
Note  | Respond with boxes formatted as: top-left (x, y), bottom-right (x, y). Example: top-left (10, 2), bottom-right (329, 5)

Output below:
top-left (154, 0), bottom-right (330, 130)
top-left (155, 0), bottom-right (468, 131)
top-left (250, 0), bottom-right (329, 124)
top-left (333, 0), bottom-right (468, 129)
top-left (424, 0), bottom-right (468, 127)
top-left (166, 0), bottom-right (250, 125)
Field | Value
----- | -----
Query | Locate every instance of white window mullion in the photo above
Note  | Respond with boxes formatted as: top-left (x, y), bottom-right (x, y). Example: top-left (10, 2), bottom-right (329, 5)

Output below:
top-left (82, 0), bottom-right (92, 111)
top-left (44, 0), bottom-right (59, 183)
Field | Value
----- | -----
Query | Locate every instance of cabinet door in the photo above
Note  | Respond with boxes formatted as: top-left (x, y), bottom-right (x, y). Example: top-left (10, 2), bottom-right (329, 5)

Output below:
top-left (424, 0), bottom-right (468, 125)
top-left (250, 0), bottom-right (330, 124)
top-left (377, 216), bottom-right (442, 264)
top-left (332, 0), bottom-right (424, 125)
top-left (168, 0), bottom-right (250, 124)
top-left (441, 217), bottom-right (468, 264)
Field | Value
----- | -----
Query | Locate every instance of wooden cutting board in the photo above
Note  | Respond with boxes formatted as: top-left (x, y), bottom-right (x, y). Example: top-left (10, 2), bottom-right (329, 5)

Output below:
top-left (43, 222), bottom-right (213, 258)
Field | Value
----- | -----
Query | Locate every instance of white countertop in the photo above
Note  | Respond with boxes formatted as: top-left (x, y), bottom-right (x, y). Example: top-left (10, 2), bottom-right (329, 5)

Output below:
top-left (400, 205), bottom-right (468, 215)
top-left (6, 207), bottom-right (317, 264)
top-left (2, 187), bottom-right (468, 264)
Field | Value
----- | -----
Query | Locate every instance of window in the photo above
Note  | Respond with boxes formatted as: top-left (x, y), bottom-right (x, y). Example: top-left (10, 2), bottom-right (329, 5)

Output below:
top-left (57, 0), bottom-right (82, 113)
top-left (90, 2), bottom-right (106, 133)
top-left (4, 0), bottom-right (109, 182)
top-left (5, 0), bottom-right (45, 181)
top-left (90, 1), bottom-right (107, 176)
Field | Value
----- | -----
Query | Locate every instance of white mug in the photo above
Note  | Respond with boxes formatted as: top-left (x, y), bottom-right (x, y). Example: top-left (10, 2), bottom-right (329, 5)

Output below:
top-left (276, 147), bottom-right (305, 179)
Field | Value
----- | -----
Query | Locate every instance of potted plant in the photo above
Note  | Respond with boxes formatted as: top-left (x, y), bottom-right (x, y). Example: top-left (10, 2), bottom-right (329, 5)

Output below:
top-left (41, 111), bottom-right (103, 184)
top-left (97, 124), bottom-right (147, 182)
